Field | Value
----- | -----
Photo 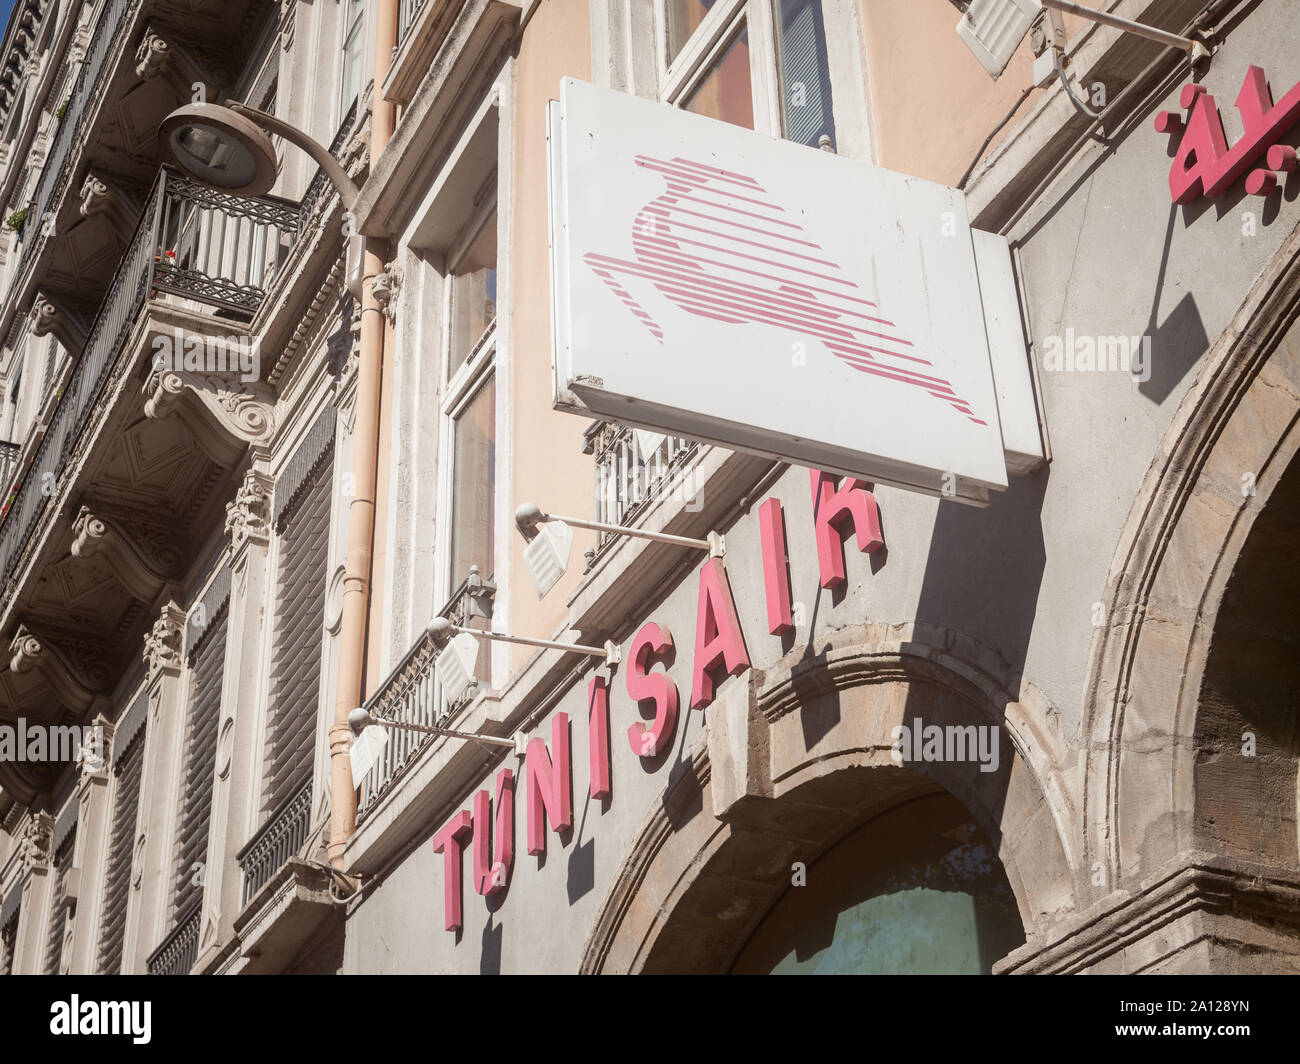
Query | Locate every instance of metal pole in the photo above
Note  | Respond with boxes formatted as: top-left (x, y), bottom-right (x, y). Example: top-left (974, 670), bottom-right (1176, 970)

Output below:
top-left (448, 623), bottom-right (611, 659)
top-left (1039, 0), bottom-right (1201, 55)
top-left (368, 717), bottom-right (517, 750)
top-left (544, 512), bottom-right (713, 551)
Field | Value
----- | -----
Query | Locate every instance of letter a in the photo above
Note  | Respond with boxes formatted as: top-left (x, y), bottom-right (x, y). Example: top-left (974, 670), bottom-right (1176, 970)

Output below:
top-left (690, 558), bottom-right (750, 710)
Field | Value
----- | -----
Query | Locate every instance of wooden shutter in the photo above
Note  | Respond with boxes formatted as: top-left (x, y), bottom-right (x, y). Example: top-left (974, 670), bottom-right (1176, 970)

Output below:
top-left (43, 829), bottom-right (76, 975)
top-left (261, 457), bottom-right (331, 817)
top-left (172, 606), bottom-right (227, 922)
top-left (95, 725), bottom-right (145, 974)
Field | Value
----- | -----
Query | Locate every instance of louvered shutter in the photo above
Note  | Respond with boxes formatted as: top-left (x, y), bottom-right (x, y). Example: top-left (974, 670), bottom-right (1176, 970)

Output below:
top-left (0, 888), bottom-right (19, 975)
top-left (172, 607), bottom-right (227, 922)
top-left (778, 0), bottom-right (835, 148)
top-left (43, 829), bottom-right (76, 975)
top-left (261, 456), bottom-right (332, 817)
top-left (95, 726), bottom-right (145, 974)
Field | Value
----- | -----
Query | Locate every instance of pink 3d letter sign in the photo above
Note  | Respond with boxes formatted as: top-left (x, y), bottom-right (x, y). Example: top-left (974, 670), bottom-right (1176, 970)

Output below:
top-left (547, 78), bottom-right (1023, 505)
top-left (1156, 66), bottom-right (1300, 203)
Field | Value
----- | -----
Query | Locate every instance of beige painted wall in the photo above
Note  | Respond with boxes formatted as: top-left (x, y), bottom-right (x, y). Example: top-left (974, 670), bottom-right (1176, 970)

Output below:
top-left (860, 0), bottom-right (1077, 186)
top-left (507, 0), bottom-right (594, 668)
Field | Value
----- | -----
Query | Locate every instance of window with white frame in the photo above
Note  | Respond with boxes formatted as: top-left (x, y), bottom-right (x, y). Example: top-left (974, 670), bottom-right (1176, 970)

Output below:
top-left (439, 193), bottom-right (499, 614)
top-left (339, 0), bottom-right (365, 125)
top-left (661, 0), bottom-right (848, 150)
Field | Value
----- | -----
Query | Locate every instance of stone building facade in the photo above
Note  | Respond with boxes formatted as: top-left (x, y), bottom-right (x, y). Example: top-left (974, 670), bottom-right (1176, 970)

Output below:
top-left (0, 0), bottom-right (1297, 976)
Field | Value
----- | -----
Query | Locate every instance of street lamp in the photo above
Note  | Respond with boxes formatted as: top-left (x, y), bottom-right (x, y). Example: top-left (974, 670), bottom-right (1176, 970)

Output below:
top-left (159, 101), bottom-right (363, 291)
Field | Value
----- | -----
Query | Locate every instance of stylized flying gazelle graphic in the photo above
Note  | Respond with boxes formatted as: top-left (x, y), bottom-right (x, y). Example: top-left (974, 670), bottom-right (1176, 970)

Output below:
top-left (582, 155), bottom-right (986, 426)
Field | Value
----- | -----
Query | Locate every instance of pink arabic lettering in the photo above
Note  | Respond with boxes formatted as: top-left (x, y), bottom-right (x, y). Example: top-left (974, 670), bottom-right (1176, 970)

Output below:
top-left (1156, 66), bottom-right (1300, 203)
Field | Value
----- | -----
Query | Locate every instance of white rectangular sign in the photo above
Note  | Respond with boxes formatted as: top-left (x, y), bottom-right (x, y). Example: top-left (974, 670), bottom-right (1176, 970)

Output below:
top-left (548, 79), bottom-right (1036, 504)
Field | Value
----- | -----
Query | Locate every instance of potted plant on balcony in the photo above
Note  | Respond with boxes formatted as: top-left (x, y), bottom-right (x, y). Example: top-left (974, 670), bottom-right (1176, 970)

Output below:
top-left (5, 208), bottom-right (28, 235)
top-left (1, 491), bottom-right (14, 519)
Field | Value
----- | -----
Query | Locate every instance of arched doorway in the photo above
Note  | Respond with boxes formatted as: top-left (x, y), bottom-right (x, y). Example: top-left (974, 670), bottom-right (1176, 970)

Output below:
top-left (732, 792), bottom-right (1025, 974)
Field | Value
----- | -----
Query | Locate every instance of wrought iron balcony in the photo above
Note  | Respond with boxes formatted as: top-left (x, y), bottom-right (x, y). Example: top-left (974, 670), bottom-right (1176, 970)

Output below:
top-left (357, 568), bottom-right (495, 816)
top-left (237, 776), bottom-right (313, 909)
top-left (146, 900), bottom-right (201, 976)
top-left (299, 99), bottom-right (359, 228)
top-left (0, 440), bottom-right (18, 500)
top-left (0, 166), bottom-right (299, 600)
top-left (582, 422), bottom-right (698, 567)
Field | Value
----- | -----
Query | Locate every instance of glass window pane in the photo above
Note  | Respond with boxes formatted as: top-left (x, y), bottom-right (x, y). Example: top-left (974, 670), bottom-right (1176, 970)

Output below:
top-left (682, 27), bottom-right (753, 131)
top-left (449, 377), bottom-right (496, 586)
top-left (777, 0), bottom-right (836, 148)
top-left (448, 211), bottom-right (497, 374)
top-left (339, 0), bottom-right (365, 122)
top-left (665, 0), bottom-right (717, 64)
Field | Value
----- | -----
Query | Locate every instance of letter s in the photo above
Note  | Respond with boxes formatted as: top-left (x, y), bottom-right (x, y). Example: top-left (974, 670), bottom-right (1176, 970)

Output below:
top-left (626, 622), bottom-right (678, 759)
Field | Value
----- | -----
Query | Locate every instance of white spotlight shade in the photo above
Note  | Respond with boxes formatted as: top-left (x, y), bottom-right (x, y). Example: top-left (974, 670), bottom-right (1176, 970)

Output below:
top-left (956, 0), bottom-right (1040, 79)
top-left (524, 519), bottom-right (573, 598)
top-left (436, 631), bottom-right (481, 703)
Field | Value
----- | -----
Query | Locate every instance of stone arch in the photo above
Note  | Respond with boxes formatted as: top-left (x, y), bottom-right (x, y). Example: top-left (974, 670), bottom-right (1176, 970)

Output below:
top-left (1083, 224), bottom-right (1300, 891)
top-left (580, 622), bottom-right (1078, 973)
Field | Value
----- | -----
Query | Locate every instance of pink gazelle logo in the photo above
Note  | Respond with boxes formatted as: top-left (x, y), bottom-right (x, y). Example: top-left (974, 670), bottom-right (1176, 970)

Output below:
top-left (581, 154), bottom-right (986, 426)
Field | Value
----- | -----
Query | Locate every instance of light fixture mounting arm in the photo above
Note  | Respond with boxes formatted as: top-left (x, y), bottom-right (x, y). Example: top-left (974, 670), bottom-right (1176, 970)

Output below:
top-left (229, 102), bottom-right (360, 211)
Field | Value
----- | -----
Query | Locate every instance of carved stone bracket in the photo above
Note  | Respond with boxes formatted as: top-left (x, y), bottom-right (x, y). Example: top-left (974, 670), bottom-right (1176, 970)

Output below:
top-left (142, 366), bottom-right (276, 467)
top-left (143, 601), bottom-right (185, 684)
top-left (8, 623), bottom-right (110, 714)
top-left (29, 291), bottom-right (88, 356)
top-left (77, 713), bottom-right (114, 782)
top-left (133, 24), bottom-right (228, 99)
top-left (71, 505), bottom-right (183, 602)
top-left (224, 468), bottom-right (273, 552)
top-left (19, 811), bottom-right (53, 877)
top-left (372, 262), bottom-right (402, 323)
top-left (79, 171), bottom-right (137, 244)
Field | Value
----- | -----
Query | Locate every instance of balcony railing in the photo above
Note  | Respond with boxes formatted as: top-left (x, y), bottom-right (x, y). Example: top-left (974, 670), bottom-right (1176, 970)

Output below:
top-left (397, 0), bottom-right (431, 45)
top-left (299, 99), bottom-right (358, 228)
top-left (236, 776), bottom-right (313, 908)
top-left (0, 440), bottom-right (18, 499)
top-left (12, 0), bottom-right (139, 285)
top-left (357, 569), bottom-right (495, 816)
top-left (146, 901), bottom-right (201, 976)
top-left (0, 167), bottom-right (299, 598)
top-left (583, 422), bottom-right (698, 566)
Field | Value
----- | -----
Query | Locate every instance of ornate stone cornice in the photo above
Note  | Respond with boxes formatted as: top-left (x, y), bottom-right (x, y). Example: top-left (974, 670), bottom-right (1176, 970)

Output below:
top-left (71, 505), bottom-right (183, 602)
top-left (224, 468), bottom-right (273, 552)
top-left (142, 366), bottom-right (276, 468)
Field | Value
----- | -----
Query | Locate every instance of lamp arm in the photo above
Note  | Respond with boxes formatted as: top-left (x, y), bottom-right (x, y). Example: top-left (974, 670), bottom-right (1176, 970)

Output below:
top-left (229, 103), bottom-right (359, 210)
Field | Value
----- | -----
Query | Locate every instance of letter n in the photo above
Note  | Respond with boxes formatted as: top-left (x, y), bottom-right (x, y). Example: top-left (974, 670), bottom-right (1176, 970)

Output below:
top-left (431, 810), bottom-right (472, 931)
top-left (525, 713), bottom-right (572, 856)
top-left (690, 558), bottom-right (750, 710)
top-left (810, 469), bottom-right (883, 590)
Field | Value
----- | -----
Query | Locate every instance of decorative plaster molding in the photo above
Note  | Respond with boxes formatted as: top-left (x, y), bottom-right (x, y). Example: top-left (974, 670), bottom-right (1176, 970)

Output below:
top-left (19, 811), bottom-right (53, 876)
top-left (7, 623), bottom-right (110, 713)
top-left (143, 601), bottom-right (185, 683)
top-left (71, 505), bottom-right (183, 601)
top-left (224, 468), bottom-right (273, 552)
top-left (142, 367), bottom-right (276, 467)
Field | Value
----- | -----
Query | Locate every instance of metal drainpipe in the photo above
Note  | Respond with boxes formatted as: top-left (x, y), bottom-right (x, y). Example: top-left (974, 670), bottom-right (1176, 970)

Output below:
top-left (328, 0), bottom-right (399, 873)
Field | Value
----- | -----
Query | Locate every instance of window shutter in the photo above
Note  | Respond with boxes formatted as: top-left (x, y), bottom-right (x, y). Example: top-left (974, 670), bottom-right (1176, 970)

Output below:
top-left (95, 724), bottom-right (146, 974)
top-left (43, 828), bottom-right (76, 975)
top-left (172, 604), bottom-right (227, 922)
top-left (262, 454), bottom-right (332, 817)
top-left (0, 884), bottom-right (20, 975)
